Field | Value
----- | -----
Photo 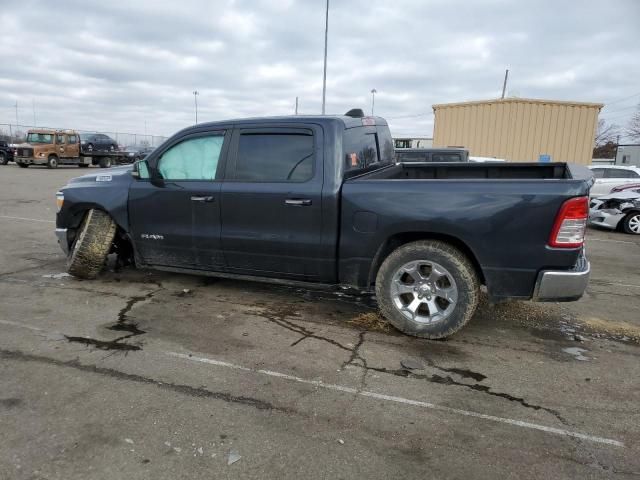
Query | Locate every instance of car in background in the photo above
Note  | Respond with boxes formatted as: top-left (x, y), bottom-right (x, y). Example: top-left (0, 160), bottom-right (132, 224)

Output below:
top-left (0, 140), bottom-right (15, 165)
top-left (588, 165), bottom-right (640, 197)
top-left (610, 182), bottom-right (640, 194)
top-left (589, 190), bottom-right (640, 234)
top-left (79, 133), bottom-right (119, 153)
top-left (395, 147), bottom-right (468, 163)
top-left (123, 145), bottom-right (155, 162)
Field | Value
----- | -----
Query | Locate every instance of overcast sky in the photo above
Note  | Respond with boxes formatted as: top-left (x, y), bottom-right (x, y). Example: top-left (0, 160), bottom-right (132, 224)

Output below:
top-left (1, 0), bottom-right (639, 140)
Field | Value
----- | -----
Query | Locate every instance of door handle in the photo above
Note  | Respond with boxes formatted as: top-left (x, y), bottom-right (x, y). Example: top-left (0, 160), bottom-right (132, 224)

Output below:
top-left (191, 195), bottom-right (215, 202)
top-left (285, 198), bottom-right (312, 206)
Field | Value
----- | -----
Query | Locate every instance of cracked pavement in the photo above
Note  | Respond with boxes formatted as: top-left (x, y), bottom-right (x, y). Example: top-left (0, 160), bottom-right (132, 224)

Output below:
top-left (1, 166), bottom-right (640, 479)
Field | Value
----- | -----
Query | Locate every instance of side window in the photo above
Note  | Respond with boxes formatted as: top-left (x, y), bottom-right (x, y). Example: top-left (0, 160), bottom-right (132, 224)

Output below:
top-left (56, 134), bottom-right (65, 144)
top-left (157, 135), bottom-right (224, 180)
top-left (234, 132), bottom-right (314, 182)
top-left (605, 169), bottom-right (636, 178)
top-left (591, 168), bottom-right (605, 178)
top-left (345, 133), bottom-right (379, 171)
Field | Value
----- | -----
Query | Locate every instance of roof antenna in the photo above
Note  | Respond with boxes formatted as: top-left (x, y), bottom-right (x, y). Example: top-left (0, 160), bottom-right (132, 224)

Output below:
top-left (345, 108), bottom-right (364, 118)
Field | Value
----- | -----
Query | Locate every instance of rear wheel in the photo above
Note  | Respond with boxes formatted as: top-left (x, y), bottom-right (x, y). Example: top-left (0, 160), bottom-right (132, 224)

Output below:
top-left (622, 212), bottom-right (640, 235)
top-left (376, 240), bottom-right (480, 339)
top-left (0, 153), bottom-right (7, 165)
top-left (67, 209), bottom-right (117, 279)
top-left (99, 156), bottom-right (112, 168)
top-left (47, 155), bottom-right (58, 168)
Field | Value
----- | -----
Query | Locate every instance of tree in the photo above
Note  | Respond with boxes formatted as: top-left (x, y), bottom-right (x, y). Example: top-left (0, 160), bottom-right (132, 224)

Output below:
top-left (594, 119), bottom-right (619, 147)
top-left (627, 104), bottom-right (640, 142)
top-left (593, 119), bottom-right (620, 158)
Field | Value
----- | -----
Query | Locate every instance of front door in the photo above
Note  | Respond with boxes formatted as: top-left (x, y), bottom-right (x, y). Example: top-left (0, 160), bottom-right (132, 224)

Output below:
top-left (128, 130), bottom-right (229, 269)
top-left (220, 125), bottom-right (326, 280)
top-left (66, 133), bottom-right (80, 158)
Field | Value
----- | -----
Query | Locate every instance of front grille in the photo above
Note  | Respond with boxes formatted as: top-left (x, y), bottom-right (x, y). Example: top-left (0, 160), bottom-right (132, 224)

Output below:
top-left (18, 148), bottom-right (34, 157)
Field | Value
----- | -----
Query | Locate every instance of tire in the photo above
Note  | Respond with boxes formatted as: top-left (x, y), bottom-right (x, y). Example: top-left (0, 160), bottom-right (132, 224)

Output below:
top-left (0, 153), bottom-right (7, 165)
top-left (47, 155), bottom-right (58, 169)
top-left (17, 162), bottom-right (28, 168)
top-left (375, 240), bottom-right (480, 339)
top-left (99, 157), bottom-right (112, 168)
top-left (622, 212), bottom-right (640, 235)
top-left (67, 209), bottom-right (117, 279)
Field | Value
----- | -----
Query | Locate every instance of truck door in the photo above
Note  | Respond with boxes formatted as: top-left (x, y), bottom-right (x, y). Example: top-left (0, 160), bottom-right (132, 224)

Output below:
top-left (66, 133), bottom-right (80, 158)
top-left (55, 133), bottom-right (67, 158)
top-left (220, 125), bottom-right (326, 280)
top-left (128, 130), bottom-right (229, 269)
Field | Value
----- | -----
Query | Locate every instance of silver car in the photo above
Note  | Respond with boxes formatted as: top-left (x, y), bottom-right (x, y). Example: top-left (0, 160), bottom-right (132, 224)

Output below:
top-left (589, 189), bottom-right (640, 234)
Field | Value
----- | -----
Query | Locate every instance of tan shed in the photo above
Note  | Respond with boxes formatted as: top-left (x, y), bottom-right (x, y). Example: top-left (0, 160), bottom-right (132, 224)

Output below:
top-left (432, 98), bottom-right (603, 165)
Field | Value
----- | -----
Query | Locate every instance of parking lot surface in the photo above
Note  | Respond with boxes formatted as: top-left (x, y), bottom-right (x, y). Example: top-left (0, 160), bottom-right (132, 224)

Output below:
top-left (1, 165), bottom-right (639, 479)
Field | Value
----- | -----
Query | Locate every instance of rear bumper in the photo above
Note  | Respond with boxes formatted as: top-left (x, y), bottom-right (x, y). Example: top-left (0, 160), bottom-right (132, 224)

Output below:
top-left (532, 253), bottom-right (590, 302)
top-left (55, 228), bottom-right (69, 255)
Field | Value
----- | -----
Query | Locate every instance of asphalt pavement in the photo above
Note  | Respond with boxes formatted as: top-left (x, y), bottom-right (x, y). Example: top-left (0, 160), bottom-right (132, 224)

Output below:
top-left (1, 164), bottom-right (639, 479)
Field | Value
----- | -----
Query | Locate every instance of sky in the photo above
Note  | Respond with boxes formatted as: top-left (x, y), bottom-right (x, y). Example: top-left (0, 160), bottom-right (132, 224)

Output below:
top-left (1, 0), bottom-right (639, 141)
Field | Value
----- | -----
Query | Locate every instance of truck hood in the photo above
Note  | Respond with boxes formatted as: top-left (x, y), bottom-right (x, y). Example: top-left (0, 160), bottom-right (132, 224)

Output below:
top-left (67, 165), bottom-right (133, 184)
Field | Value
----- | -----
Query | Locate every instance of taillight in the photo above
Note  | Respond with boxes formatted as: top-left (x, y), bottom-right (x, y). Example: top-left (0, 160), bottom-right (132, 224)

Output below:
top-left (548, 196), bottom-right (588, 248)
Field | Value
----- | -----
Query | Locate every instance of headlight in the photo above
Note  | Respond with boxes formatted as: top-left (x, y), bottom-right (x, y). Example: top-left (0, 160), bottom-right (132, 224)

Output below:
top-left (56, 192), bottom-right (64, 212)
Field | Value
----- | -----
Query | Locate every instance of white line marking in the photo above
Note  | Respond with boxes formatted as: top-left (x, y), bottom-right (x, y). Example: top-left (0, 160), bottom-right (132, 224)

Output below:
top-left (0, 215), bottom-right (55, 224)
top-left (587, 238), bottom-right (636, 245)
top-left (167, 352), bottom-right (624, 448)
top-left (0, 319), bottom-right (44, 332)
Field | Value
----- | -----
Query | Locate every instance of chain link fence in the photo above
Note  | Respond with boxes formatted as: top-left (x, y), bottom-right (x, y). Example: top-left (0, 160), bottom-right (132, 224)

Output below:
top-left (0, 123), bottom-right (168, 148)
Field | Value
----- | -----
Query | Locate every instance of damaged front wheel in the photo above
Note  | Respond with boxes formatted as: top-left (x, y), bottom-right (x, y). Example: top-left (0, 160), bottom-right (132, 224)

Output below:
top-left (67, 209), bottom-right (117, 279)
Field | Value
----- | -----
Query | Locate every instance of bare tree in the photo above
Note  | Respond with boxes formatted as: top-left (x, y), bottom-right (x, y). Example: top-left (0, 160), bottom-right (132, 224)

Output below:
top-left (627, 104), bottom-right (640, 142)
top-left (594, 118), bottom-right (620, 147)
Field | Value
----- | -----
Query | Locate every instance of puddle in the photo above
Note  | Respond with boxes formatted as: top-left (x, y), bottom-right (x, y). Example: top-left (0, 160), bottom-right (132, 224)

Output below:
top-left (65, 335), bottom-right (141, 351)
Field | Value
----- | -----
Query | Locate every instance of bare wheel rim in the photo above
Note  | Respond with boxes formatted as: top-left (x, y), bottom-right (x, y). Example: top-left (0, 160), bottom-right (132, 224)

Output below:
top-left (629, 215), bottom-right (640, 233)
top-left (390, 260), bottom-right (458, 324)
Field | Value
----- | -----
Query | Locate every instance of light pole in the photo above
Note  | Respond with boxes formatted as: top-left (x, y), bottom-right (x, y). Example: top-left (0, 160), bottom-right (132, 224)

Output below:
top-left (193, 90), bottom-right (199, 124)
top-left (370, 89), bottom-right (377, 115)
top-left (321, 0), bottom-right (329, 115)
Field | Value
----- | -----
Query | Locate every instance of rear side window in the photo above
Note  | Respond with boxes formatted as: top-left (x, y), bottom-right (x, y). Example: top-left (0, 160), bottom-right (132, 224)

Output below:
top-left (234, 132), bottom-right (314, 182)
top-left (68, 135), bottom-right (77, 144)
top-left (605, 169), bottom-right (639, 178)
top-left (158, 135), bottom-right (224, 180)
top-left (56, 134), bottom-right (65, 144)
top-left (591, 168), bottom-right (605, 178)
top-left (344, 126), bottom-right (394, 172)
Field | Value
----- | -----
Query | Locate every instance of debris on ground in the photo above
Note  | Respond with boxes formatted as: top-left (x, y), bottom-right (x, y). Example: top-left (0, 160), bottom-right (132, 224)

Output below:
top-left (400, 359), bottom-right (424, 370)
top-left (348, 312), bottom-right (391, 332)
top-left (227, 449), bottom-right (241, 465)
top-left (124, 438), bottom-right (134, 444)
top-left (42, 272), bottom-right (72, 279)
top-left (338, 439), bottom-right (344, 445)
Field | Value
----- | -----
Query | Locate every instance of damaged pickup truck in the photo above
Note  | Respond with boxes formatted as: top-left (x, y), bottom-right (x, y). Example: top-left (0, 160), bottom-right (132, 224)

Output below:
top-left (589, 189), bottom-right (640, 234)
top-left (55, 111), bottom-right (594, 339)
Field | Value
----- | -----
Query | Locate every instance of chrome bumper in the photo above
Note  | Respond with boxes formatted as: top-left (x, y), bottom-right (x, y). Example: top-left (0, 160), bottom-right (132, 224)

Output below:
top-left (55, 228), bottom-right (69, 255)
top-left (533, 253), bottom-right (590, 302)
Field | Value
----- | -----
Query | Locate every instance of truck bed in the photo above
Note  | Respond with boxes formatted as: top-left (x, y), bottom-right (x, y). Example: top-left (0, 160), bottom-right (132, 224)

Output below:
top-left (357, 162), bottom-right (582, 181)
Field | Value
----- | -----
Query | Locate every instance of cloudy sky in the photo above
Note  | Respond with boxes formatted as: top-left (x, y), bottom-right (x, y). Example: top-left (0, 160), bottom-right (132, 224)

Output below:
top-left (1, 0), bottom-right (639, 141)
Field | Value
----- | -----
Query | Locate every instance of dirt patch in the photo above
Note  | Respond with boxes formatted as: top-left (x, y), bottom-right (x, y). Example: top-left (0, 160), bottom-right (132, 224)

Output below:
top-left (348, 312), bottom-right (392, 333)
top-left (577, 316), bottom-right (640, 343)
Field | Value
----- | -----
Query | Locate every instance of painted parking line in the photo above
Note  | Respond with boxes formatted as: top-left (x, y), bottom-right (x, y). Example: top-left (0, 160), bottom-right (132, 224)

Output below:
top-left (168, 352), bottom-right (624, 448)
top-left (0, 215), bottom-right (55, 224)
top-left (0, 318), bottom-right (625, 448)
top-left (587, 237), bottom-right (636, 245)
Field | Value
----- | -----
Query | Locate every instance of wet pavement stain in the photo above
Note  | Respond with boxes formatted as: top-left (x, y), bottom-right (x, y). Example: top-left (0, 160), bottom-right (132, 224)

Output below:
top-left (64, 336), bottom-right (142, 351)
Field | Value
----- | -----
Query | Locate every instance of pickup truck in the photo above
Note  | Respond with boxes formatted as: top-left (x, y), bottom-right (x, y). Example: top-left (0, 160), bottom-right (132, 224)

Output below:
top-left (55, 111), bottom-right (593, 339)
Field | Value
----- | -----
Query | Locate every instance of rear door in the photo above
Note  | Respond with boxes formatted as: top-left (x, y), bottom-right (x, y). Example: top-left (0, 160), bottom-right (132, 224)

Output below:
top-left (220, 125), bottom-right (326, 280)
top-left (128, 130), bottom-right (229, 269)
top-left (55, 133), bottom-right (67, 158)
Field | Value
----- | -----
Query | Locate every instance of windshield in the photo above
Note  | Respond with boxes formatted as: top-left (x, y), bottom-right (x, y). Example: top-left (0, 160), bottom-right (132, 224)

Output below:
top-left (27, 133), bottom-right (54, 144)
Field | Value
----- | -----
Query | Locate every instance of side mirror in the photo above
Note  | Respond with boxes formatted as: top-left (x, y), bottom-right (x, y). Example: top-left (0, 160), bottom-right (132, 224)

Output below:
top-left (131, 159), bottom-right (150, 180)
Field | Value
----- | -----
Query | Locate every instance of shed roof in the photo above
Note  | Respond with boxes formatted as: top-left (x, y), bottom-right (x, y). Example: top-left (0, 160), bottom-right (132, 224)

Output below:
top-left (432, 97), bottom-right (604, 110)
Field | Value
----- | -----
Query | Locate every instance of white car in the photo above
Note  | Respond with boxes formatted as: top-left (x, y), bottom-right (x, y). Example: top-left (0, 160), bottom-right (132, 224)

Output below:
top-left (589, 190), bottom-right (640, 234)
top-left (588, 165), bottom-right (640, 197)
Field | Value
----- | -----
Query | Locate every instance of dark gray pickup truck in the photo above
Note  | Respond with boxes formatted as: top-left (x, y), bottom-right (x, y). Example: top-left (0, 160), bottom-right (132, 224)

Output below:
top-left (55, 112), bottom-right (593, 339)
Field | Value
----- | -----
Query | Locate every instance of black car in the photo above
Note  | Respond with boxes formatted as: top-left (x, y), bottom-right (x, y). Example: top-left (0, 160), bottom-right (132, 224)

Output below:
top-left (79, 133), bottom-right (118, 153)
top-left (124, 145), bottom-right (155, 162)
top-left (394, 147), bottom-right (469, 163)
top-left (0, 140), bottom-right (15, 165)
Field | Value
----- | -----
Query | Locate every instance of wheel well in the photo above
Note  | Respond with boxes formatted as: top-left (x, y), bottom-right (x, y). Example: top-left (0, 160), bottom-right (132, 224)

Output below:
top-left (48, 154), bottom-right (58, 159)
top-left (368, 232), bottom-right (485, 286)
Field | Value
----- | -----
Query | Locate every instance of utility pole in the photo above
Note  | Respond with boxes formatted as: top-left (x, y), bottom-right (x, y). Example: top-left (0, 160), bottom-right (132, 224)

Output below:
top-left (371, 89), bottom-right (377, 115)
top-left (501, 69), bottom-right (509, 99)
top-left (321, 0), bottom-right (329, 114)
top-left (193, 90), bottom-right (199, 124)
top-left (32, 99), bottom-right (36, 126)
top-left (295, 96), bottom-right (299, 115)
top-left (14, 101), bottom-right (18, 127)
